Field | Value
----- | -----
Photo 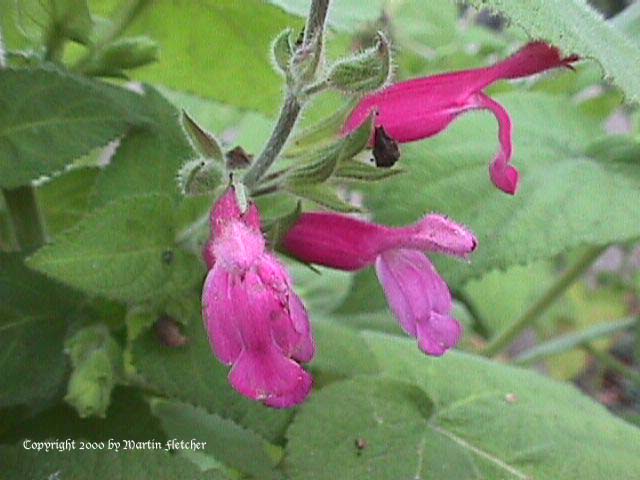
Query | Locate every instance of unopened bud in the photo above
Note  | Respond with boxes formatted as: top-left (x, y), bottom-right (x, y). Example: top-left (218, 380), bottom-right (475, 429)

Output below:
top-left (82, 36), bottom-right (159, 77)
top-left (327, 31), bottom-right (391, 93)
top-left (272, 28), bottom-right (294, 76)
top-left (100, 36), bottom-right (159, 70)
top-left (177, 158), bottom-right (223, 196)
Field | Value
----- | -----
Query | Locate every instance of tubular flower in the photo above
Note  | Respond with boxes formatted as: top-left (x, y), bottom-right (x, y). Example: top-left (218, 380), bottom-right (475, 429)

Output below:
top-left (283, 212), bottom-right (477, 356)
top-left (202, 189), bottom-right (314, 408)
top-left (343, 42), bottom-right (578, 195)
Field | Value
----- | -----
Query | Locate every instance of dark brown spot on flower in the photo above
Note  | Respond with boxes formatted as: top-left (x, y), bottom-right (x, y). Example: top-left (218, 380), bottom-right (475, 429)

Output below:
top-left (372, 125), bottom-right (400, 168)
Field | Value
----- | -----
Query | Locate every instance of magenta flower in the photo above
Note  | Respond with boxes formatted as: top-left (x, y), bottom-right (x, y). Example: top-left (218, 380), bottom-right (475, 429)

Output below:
top-left (343, 42), bottom-right (577, 195)
top-left (202, 189), bottom-right (314, 408)
top-left (283, 212), bottom-right (477, 356)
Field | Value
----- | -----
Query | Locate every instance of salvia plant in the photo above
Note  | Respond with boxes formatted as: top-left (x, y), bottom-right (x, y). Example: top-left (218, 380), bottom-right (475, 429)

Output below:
top-left (1, 0), bottom-right (640, 479)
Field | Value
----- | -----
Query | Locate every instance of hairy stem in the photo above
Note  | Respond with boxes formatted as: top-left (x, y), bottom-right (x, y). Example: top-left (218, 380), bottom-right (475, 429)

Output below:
top-left (482, 246), bottom-right (607, 358)
top-left (582, 344), bottom-right (640, 389)
top-left (242, 0), bottom-right (331, 190)
top-left (2, 186), bottom-right (47, 253)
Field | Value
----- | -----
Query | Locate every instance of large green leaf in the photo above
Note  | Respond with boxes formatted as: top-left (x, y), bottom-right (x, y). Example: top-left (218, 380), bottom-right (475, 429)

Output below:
top-left (0, 68), bottom-right (141, 188)
top-left (286, 326), bottom-right (640, 479)
top-left (27, 194), bottom-right (177, 303)
top-left (91, 87), bottom-right (194, 207)
top-left (91, 0), bottom-right (296, 115)
top-left (465, 0), bottom-right (640, 102)
top-left (0, 445), bottom-right (228, 480)
top-left (131, 304), bottom-right (292, 442)
top-left (0, 254), bottom-right (80, 407)
top-left (150, 398), bottom-right (283, 479)
top-left (363, 92), bottom-right (640, 286)
top-left (37, 167), bottom-right (100, 236)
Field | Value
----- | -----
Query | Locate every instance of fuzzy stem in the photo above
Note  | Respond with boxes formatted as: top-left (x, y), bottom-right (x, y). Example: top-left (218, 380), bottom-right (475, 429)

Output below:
top-left (242, 0), bottom-right (331, 190)
top-left (2, 186), bottom-right (47, 253)
top-left (482, 246), bottom-right (607, 358)
top-left (582, 344), bottom-right (640, 389)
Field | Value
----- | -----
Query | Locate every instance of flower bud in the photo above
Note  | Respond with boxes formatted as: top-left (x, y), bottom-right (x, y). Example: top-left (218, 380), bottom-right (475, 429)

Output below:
top-left (177, 158), bottom-right (223, 197)
top-left (64, 325), bottom-right (121, 418)
top-left (83, 36), bottom-right (159, 76)
top-left (327, 32), bottom-right (391, 93)
top-left (271, 28), bottom-right (294, 76)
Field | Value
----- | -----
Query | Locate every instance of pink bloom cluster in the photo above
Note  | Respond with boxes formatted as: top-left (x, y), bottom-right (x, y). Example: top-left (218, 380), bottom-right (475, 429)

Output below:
top-left (283, 213), bottom-right (477, 355)
top-left (202, 189), bottom-right (314, 408)
top-left (201, 41), bottom-right (574, 408)
top-left (343, 42), bottom-right (577, 194)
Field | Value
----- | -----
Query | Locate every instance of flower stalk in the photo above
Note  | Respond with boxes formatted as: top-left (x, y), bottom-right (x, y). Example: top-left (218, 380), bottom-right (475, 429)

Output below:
top-left (242, 0), bottom-right (331, 190)
top-left (482, 245), bottom-right (608, 358)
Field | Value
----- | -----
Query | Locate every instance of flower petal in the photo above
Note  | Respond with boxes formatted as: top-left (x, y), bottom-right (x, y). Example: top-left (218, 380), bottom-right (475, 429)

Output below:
top-left (416, 312), bottom-right (463, 357)
top-left (229, 349), bottom-right (313, 408)
top-left (202, 267), bottom-right (242, 365)
top-left (375, 249), bottom-right (440, 336)
top-left (472, 93), bottom-right (519, 195)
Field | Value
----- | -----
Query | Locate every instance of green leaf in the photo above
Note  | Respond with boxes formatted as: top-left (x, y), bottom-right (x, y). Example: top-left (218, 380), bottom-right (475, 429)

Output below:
top-left (286, 376), bottom-right (458, 480)
top-left (465, 0), bottom-right (640, 102)
top-left (334, 160), bottom-right (403, 182)
top-left (131, 305), bottom-right (292, 443)
top-left (37, 167), bottom-right (100, 236)
top-left (92, 87), bottom-right (194, 206)
top-left (51, 0), bottom-right (94, 44)
top-left (287, 184), bottom-right (363, 213)
top-left (514, 317), bottom-right (637, 365)
top-left (0, 386), bottom-right (166, 444)
top-left (27, 194), bottom-right (177, 303)
top-left (363, 92), bottom-right (640, 286)
top-left (309, 319), bottom-right (379, 378)
top-left (0, 253), bottom-right (79, 407)
top-left (611, 2), bottom-right (640, 42)
top-left (107, 0), bottom-right (297, 114)
top-left (0, 68), bottom-right (142, 188)
top-left (362, 331), bottom-right (640, 479)
top-left (150, 398), bottom-right (283, 479)
top-left (0, 445), bottom-right (228, 480)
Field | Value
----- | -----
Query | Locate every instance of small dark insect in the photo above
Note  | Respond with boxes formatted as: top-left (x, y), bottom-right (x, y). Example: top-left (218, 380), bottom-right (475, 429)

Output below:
top-left (225, 146), bottom-right (254, 170)
top-left (354, 437), bottom-right (368, 456)
top-left (162, 249), bottom-right (174, 265)
top-left (372, 125), bottom-right (400, 168)
top-left (155, 315), bottom-right (189, 348)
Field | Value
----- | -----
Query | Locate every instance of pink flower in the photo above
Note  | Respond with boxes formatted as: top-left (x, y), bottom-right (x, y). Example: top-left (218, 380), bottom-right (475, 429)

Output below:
top-left (202, 189), bottom-right (314, 408)
top-left (343, 42), bottom-right (578, 195)
top-left (283, 212), bottom-right (477, 356)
